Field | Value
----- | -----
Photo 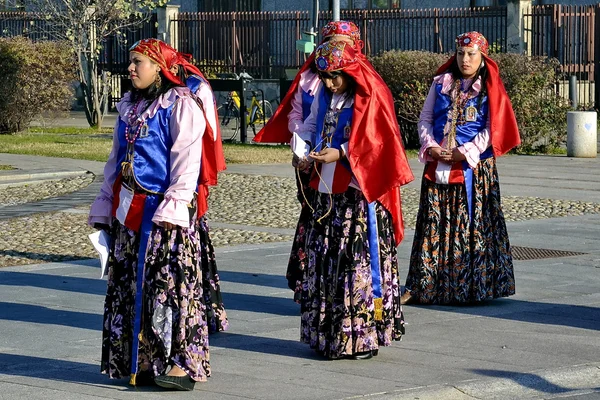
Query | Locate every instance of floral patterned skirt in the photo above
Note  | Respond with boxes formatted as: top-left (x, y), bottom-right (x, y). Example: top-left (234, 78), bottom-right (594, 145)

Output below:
top-left (404, 157), bottom-right (516, 305)
top-left (197, 216), bottom-right (229, 333)
top-left (286, 168), bottom-right (314, 301)
top-left (101, 219), bottom-right (211, 382)
top-left (300, 188), bottom-right (404, 359)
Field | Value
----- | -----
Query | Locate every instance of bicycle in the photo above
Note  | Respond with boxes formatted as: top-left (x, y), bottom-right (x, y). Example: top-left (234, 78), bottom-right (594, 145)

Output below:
top-left (217, 73), bottom-right (274, 142)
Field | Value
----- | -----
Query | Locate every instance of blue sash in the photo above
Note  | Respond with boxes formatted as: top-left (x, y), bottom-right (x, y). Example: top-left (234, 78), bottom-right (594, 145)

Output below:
top-left (128, 194), bottom-right (160, 384)
top-left (367, 202), bottom-right (383, 321)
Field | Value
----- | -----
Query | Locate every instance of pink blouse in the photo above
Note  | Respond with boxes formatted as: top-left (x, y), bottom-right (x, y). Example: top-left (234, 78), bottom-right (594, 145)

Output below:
top-left (288, 69), bottom-right (322, 140)
top-left (88, 86), bottom-right (206, 228)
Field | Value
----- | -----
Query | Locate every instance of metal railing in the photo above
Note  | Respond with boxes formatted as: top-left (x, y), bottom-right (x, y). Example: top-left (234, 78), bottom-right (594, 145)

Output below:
top-left (524, 4), bottom-right (599, 109)
top-left (172, 7), bottom-right (508, 79)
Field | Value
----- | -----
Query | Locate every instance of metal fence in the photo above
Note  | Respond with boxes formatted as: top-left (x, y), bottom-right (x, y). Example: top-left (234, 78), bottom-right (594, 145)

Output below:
top-left (524, 4), bottom-right (599, 108)
top-left (172, 7), bottom-right (507, 79)
top-left (0, 12), bottom-right (65, 40)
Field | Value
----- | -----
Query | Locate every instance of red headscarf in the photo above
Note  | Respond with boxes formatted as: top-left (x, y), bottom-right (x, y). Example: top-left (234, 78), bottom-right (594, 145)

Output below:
top-left (314, 41), bottom-right (414, 245)
top-left (253, 20), bottom-right (366, 144)
top-left (129, 39), bottom-right (183, 86)
top-left (435, 31), bottom-right (520, 156)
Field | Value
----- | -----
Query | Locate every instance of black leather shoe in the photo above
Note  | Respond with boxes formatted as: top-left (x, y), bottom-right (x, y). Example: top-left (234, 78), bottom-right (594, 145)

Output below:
top-left (154, 374), bottom-right (196, 391)
top-left (351, 350), bottom-right (374, 360)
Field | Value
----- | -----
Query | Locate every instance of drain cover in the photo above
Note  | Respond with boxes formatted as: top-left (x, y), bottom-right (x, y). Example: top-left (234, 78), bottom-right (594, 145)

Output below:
top-left (511, 246), bottom-right (586, 261)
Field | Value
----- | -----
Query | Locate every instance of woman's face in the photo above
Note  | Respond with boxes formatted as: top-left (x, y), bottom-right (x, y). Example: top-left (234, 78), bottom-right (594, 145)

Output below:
top-left (456, 46), bottom-right (482, 79)
top-left (128, 52), bottom-right (160, 90)
top-left (319, 71), bottom-right (349, 95)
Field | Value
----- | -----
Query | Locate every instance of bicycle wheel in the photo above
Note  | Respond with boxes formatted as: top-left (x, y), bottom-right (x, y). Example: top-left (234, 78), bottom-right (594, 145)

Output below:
top-left (254, 100), bottom-right (274, 125)
top-left (217, 103), bottom-right (240, 142)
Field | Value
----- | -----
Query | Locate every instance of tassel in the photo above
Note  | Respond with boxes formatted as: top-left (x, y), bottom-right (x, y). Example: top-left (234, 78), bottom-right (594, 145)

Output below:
top-left (130, 373), bottom-right (137, 386)
top-left (374, 297), bottom-right (383, 321)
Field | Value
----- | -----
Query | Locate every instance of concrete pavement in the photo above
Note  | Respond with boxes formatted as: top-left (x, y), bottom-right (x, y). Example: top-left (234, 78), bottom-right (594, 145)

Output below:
top-left (0, 153), bottom-right (599, 399)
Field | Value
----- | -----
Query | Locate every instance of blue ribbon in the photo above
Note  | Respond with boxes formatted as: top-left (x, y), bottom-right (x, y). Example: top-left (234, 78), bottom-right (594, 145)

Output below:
top-left (129, 194), bottom-right (160, 381)
top-left (366, 202), bottom-right (382, 299)
top-left (463, 161), bottom-right (474, 221)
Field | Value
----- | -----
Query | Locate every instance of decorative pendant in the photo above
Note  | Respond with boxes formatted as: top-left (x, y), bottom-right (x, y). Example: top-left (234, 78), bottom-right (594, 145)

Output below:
top-left (464, 106), bottom-right (477, 122)
top-left (138, 123), bottom-right (149, 138)
top-left (343, 121), bottom-right (351, 139)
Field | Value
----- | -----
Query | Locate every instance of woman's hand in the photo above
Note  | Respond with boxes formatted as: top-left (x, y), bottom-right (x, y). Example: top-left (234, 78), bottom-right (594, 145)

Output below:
top-left (430, 147), bottom-right (466, 164)
top-left (309, 148), bottom-right (342, 164)
top-left (292, 154), bottom-right (311, 171)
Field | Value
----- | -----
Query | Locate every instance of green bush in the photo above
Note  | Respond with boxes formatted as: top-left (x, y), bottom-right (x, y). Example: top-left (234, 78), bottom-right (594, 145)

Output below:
top-left (370, 50), bottom-right (571, 152)
top-left (0, 37), bottom-right (76, 134)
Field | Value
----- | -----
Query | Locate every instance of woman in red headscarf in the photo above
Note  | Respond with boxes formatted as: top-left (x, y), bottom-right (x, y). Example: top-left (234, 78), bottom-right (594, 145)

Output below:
top-left (401, 32), bottom-right (520, 306)
top-left (253, 21), bottom-right (365, 301)
top-left (88, 39), bottom-right (212, 391)
top-left (296, 40), bottom-right (413, 360)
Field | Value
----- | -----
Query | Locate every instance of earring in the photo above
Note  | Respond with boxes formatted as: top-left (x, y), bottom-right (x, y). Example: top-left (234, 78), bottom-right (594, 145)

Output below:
top-left (155, 73), bottom-right (162, 88)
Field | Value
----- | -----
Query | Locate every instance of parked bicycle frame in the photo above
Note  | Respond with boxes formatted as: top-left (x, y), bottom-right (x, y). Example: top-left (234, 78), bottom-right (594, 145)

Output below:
top-left (216, 73), bottom-right (274, 142)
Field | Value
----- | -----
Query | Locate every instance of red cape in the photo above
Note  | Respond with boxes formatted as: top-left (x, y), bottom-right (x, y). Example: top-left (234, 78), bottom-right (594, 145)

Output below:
top-left (343, 57), bottom-right (414, 245)
top-left (435, 55), bottom-right (521, 156)
top-left (180, 63), bottom-right (227, 218)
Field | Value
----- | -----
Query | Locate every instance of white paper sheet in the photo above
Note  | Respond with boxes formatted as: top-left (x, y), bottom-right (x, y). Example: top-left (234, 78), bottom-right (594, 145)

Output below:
top-left (291, 132), bottom-right (310, 159)
top-left (88, 230), bottom-right (110, 279)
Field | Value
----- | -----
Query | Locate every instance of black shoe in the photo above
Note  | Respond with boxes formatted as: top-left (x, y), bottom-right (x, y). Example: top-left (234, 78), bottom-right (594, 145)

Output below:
top-left (350, 350), bottom-right (374, 360)
top-left (129, 373), bottom-right (155, 386)
top-left (154, 374), bottom-right (196, 391)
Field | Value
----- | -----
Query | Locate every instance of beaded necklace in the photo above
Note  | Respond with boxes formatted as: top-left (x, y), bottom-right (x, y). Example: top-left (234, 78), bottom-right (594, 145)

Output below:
top-left (121, 99), bottom-right (146, 178)
top-left (445, 78), bottom-right (477, 150)
top-left (124, 99), bottom-right (145, 144)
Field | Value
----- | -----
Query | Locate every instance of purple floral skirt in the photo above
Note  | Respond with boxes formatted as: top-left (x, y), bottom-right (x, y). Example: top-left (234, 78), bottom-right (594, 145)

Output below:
top-left (101, 219), bottom-right (211, 382)
top-left (404, 157), bottom-right (516, 304)
top-left (197, 216), bottom-right (229, 333)
top-left (286, 167), bottom-right (314, 301)
top-left (300, 188), bottom-right (404, 359)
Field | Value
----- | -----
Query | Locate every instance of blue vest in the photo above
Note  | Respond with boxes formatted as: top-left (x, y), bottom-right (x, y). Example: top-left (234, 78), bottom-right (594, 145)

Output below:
top-left (432, 83), bottom-right (493, 160)
top-left (115, 99), bottom-right (178, 194)
top-left (312, 90), bottom-right (353, 152)
top-left (301, 89), bottom-right (314, 121)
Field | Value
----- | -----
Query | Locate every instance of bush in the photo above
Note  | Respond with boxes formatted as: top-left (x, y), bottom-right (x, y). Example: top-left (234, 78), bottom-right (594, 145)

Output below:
top-left (370, 50), bottom-right (571, 152)
top-left (370, 51), bottom-right (448, 148)
top-left (0, 37), bottom-right (76, 134)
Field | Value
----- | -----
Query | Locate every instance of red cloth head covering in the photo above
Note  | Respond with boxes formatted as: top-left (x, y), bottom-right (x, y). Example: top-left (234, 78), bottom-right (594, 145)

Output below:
top-left (435, 33), bottom-right (520, 156)
top-left (253, 19), bottom-right (364, 144)
top-left (455, 31), bottom-right (489, 55)
top-left (314, 41), bottom-right (357, 72)
top-left (321, 20), bottom-right (361, 42)
top-left (312, 41), bottom-right (415, 245)
top-left (321, 20), bottom-right (364, 52)
top-left (129, 39), bottom-right (183, 86)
